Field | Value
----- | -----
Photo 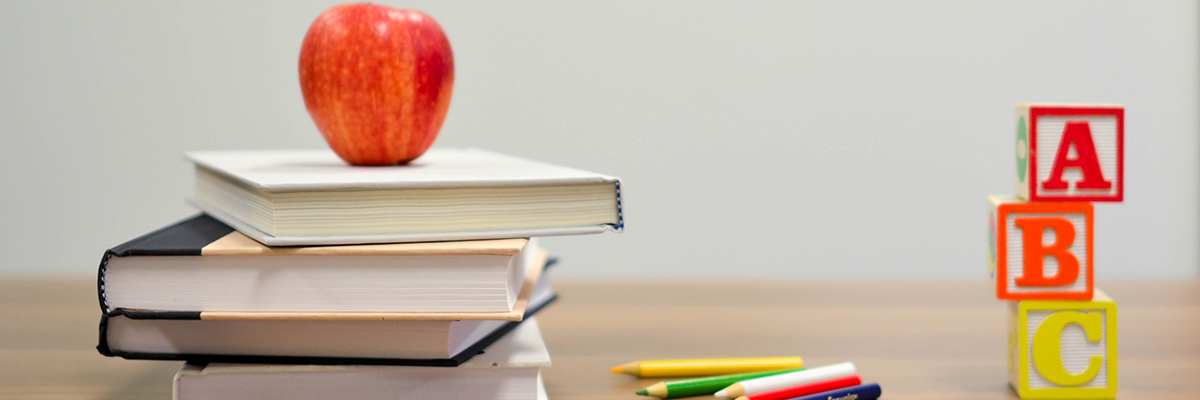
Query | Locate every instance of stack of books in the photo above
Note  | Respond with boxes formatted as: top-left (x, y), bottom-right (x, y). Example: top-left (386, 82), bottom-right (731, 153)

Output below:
top-left (94, 148), bottom-right (624, 400)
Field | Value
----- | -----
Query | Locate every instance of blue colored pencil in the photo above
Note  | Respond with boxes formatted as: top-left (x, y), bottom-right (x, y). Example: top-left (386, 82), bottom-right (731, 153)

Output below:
top-left (783, 383), bottom-right (880, 400)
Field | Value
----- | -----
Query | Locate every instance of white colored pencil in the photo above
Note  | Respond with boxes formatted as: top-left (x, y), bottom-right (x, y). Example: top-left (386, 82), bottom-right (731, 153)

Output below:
top-left (713, 362), bottom-right (857, 398)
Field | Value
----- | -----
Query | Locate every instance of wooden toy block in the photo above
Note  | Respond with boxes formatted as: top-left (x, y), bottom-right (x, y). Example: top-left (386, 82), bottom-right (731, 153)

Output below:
top-left (1015, 104), bottom-right (1123, 202)
top-left (989, 195), bottom-right (1092, 300)
top-left (1008, 289), bottom-right (1117, 399)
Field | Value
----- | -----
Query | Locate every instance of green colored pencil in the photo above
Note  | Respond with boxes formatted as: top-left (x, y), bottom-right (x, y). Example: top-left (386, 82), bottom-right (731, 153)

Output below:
top-left (635, 368), bottom-right (804, 399)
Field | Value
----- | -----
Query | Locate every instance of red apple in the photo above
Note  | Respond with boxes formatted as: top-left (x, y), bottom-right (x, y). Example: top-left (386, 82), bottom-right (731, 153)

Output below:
top-left (299, 4), bottom-right (454, 166)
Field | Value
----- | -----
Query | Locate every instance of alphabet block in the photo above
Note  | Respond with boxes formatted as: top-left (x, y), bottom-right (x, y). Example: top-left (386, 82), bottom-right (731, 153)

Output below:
top-left (1008, 290), bottom-right (1117, 399)
top-left (989, 195), bottom-right (1092, 300)
top-left (1015, 104), bottom-right (1123, 202)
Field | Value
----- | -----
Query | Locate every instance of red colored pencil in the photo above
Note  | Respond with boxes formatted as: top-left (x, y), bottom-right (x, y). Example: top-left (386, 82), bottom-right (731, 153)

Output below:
top-left (734, 375), bottom-right (862, 400)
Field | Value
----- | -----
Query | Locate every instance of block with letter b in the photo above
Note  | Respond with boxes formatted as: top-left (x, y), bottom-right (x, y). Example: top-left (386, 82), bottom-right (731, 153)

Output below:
top-left (989, 195), bottom-right (1092, 300)
top-left (1015, 104), bottom-right (1123, 202)
top-left (1008, 290), bottom-right (1117, 399)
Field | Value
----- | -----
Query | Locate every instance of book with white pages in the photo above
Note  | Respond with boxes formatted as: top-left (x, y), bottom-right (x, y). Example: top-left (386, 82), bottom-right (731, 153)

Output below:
top-left (98, 258), bottom-right (558, 366)
top-left (186, 148), bottom-right (624, 246)
top-left (173, 318), bottom-right (552, 400)
top-left (98, 215), bottom-right (540, 314)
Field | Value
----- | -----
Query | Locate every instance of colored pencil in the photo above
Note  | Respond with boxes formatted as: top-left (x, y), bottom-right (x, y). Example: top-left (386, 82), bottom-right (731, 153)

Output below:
top-left (714, 362), bottom-right (856, 398)
top-left (779, 383), bottom-right (880, 400)
top-left (636, 368), bottom-right (805, 398)
top-left (611, 357), bottom-right (803, 378)
top-left (733, 375), bottom-right (861, 400)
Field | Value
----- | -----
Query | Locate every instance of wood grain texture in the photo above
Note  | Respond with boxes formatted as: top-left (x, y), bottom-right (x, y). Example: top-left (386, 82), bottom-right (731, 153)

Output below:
top-left (1, 278), bottom-right (1197, 399)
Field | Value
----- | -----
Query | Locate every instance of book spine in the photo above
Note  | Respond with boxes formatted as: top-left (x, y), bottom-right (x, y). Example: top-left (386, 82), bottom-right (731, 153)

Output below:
top-left (96, 214), bottom-right (234, 313)
top-left (97, 250), bottom-right (115, 313)
top-left (614, 179), bottom-right (624, 231)
top-left (95, 313), bottom-right (112, 356)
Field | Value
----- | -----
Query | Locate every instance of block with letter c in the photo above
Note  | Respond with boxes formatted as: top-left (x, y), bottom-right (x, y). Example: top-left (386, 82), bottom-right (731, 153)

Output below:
top-left (1008, 290), bottom-right (1117, 399)
top-left (988, 195), bottom-right (1093, 300)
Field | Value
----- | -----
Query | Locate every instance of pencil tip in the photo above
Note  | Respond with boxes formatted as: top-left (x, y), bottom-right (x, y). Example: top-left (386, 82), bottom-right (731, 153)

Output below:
top-left (636, 389), bottom-right (648, 396)
top-left (714, 390), bottom-right (727, 398)
top-left (611, 362), bottom-right (640, 376)
top-left (643, 382), bottom-right (668, 398)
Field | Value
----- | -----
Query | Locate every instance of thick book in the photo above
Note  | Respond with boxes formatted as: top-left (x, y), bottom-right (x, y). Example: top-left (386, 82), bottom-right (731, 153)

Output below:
top-left (186, 148), bottom-right (624, 246)
top-left (98, 215), bottom-right (541, 314)
top-left (173, 319), bottom-right (551, 400)
top-left (97, 265), bottom-right (556, 366)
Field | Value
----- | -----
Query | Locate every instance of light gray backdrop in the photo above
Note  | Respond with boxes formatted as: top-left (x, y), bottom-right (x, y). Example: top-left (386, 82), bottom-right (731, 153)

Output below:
top-left (2, 1), bottom-right (1197, 277)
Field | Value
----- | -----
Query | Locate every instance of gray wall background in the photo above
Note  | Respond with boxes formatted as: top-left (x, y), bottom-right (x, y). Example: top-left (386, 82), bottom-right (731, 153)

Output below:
top-left (2, 1), bottom-right (1197, 278)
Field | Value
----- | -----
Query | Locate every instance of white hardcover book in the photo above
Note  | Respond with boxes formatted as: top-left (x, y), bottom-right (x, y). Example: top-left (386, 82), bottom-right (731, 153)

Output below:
top-left (186, 148), bottom-right (624, 246)
top-left (173, 319), bottom-right (551, 400)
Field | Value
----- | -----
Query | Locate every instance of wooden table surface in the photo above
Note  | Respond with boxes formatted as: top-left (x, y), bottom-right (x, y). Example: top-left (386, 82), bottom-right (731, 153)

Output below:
top-left (1, 278), bottom-right (1197, 399)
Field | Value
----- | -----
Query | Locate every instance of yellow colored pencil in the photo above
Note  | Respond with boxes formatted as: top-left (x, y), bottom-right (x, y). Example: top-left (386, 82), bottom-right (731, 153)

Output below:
top-left (610, 357), bottom-right (802, 378)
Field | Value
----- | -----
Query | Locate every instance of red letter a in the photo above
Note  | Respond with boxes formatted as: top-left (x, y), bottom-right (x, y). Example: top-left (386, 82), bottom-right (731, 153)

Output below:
top-left (1014, 217), bottom-right (1079, 287)
top-left (1041, 121), bottom-right (1112, 191)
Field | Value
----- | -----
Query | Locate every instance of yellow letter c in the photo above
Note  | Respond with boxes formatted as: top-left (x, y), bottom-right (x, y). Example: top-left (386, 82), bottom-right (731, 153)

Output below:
top-left (1033, 311), bottom-right (1103, 386)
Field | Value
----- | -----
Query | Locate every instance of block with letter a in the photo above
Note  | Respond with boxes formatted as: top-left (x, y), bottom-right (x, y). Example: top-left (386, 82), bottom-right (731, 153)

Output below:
top-left (1015, 104), bottom-right (1123, 202)
top-left (989, 195), bottom-right (1092, 300)
top-left (1008, 290), bottom-right (1117, 399)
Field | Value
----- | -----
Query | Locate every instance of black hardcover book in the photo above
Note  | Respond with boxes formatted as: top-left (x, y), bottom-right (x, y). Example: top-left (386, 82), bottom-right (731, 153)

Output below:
top-left (95, 215), bottom-right (559, 366)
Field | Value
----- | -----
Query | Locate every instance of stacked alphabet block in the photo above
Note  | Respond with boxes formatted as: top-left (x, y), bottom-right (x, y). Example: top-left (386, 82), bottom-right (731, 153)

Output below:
top-left (988, 104), bottom-right (1123, 399)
